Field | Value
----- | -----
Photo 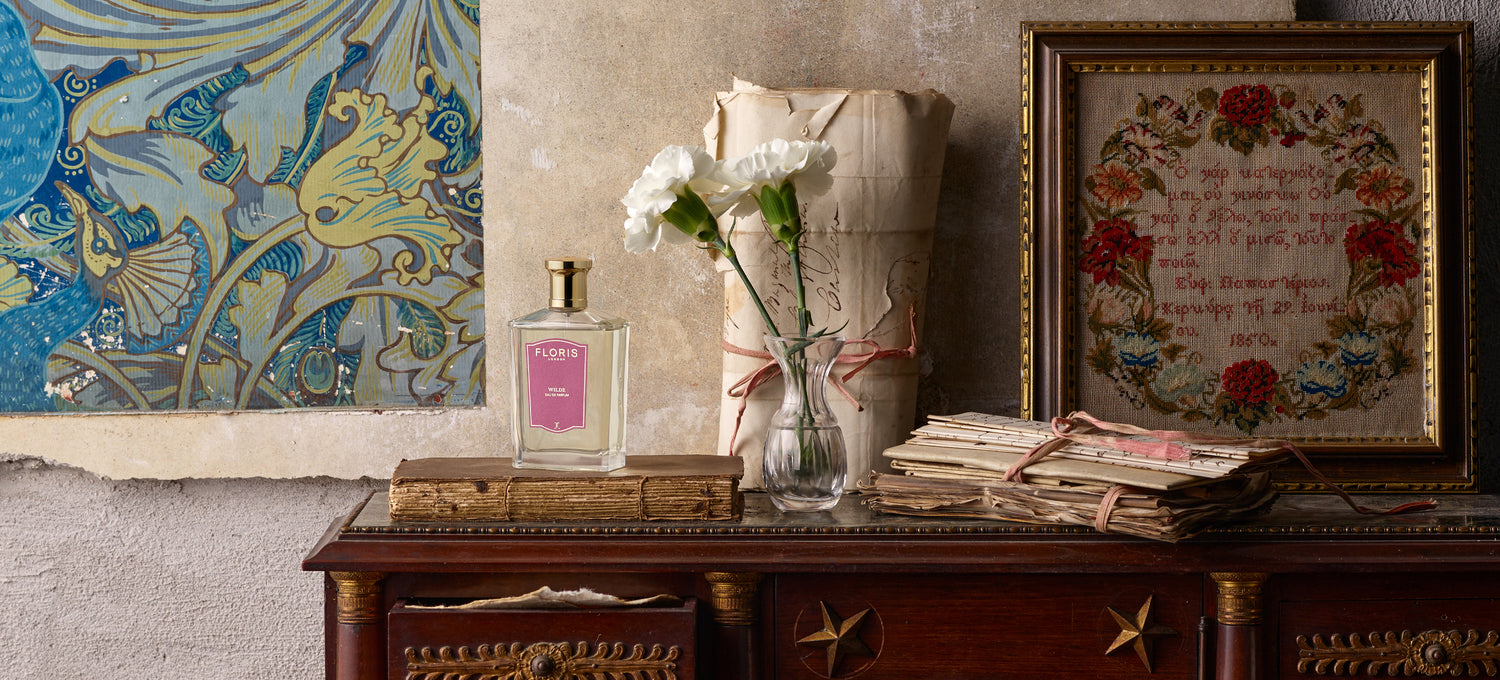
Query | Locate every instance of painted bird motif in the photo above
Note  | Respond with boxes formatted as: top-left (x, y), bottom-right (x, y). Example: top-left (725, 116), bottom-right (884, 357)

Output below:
top-left (0, 0), bottom-right (67, 410)
top-left (0, 0), bottom-right (61, 222)
top-left (0, 185), bottom-right (127, 410)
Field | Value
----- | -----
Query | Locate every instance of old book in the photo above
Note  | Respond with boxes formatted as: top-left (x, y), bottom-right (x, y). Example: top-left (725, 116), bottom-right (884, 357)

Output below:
top-left (389, 456), bottom-right (743, 521)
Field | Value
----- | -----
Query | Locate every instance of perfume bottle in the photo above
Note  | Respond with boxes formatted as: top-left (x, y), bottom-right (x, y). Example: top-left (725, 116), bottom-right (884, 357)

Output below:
top-left (509, 257), bottom-right (629, 471)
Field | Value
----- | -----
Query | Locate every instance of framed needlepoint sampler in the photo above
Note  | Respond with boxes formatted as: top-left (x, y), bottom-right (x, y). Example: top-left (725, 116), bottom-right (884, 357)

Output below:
top-left (1019, 23), bottom-right (1475, 491)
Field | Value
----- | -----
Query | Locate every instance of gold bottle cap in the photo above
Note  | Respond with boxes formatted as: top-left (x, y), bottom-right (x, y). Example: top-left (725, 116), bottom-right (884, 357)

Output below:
top-left (546, 257), bottom-right (591, 310)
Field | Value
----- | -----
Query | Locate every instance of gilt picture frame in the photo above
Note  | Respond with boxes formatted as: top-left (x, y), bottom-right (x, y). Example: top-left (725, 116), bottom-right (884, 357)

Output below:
top-left (1019, 23), bottom-right (1475, 491)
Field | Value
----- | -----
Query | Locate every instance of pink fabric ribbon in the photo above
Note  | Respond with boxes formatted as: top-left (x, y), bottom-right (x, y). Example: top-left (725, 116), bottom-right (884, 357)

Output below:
top-left (724, 306), bottom-right (919, 455)
top-left (1002, 411), bottom-right (1437, 535)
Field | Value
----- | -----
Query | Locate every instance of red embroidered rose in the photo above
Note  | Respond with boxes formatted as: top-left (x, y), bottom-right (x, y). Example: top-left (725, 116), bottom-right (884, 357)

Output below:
top-left (1217, 85), bottom-right (1276, 128)
top-left (1221, 359), bottom-right (1278, 406)
top-left (1345, 219), bottom-right (1419, 286)
top-left (1079, 218), bottom-right (1153, 286)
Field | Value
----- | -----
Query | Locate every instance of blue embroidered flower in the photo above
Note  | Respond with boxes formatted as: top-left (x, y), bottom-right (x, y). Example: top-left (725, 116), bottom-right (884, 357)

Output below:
top-left (1337, 331), bottom-right (1380, 366)
top-left (1115, 332), bottom-right (1160, 367)
top-left (1295, 360), bottom-right (1348, 399)
top-left (1153, 363), bottom-right (1209, 402)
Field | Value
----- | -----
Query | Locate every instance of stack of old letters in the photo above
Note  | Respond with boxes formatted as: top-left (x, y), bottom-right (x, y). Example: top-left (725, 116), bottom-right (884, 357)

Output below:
top-left (861, 412), bottom-right (1289, 542)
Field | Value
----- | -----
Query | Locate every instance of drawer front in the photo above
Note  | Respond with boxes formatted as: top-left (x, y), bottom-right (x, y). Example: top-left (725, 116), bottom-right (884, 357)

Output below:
top-left (773, 574), bottom-right (1202, 680)
top-left (388, 599), bottom-right (697, 680)
top-left (1277, 575), bottom-right (1500, 678)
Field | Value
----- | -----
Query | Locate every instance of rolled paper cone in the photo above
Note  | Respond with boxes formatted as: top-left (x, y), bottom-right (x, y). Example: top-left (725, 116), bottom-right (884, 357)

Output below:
top-left (704, 79), bottom-right (955, 490)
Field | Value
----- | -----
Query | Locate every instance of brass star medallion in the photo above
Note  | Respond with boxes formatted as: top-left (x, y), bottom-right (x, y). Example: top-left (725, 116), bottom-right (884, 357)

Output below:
top-left (1105, 595), bottom-right (1178, 672)
top-left (796, 601), bottom-right (875, 677)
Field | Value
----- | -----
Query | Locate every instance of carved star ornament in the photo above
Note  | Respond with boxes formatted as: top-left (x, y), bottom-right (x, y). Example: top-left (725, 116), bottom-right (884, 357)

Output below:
top-left (1105, 595), bottom-right (1178, 672)
top-left (797, 601), bottom-right (876, 677)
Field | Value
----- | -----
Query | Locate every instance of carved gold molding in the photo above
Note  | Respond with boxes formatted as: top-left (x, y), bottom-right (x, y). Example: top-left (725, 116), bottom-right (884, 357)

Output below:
top-left (1296, 629), bottom-right (1500, 676)
top-left (704, 571), bottom-right (762, 626)
top-left (329, 571), bottom-right (385, 625)
top-left (1210, 572), bottom-right (1267, 626)
top-left (404, 642), bottom-right (680, 680)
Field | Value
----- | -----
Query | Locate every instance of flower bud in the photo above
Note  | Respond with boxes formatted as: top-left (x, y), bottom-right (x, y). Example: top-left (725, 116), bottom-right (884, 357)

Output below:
top-left (757, 181), bottom-right (803, 246)
top-left (661, 189), bottom-right (719, 243)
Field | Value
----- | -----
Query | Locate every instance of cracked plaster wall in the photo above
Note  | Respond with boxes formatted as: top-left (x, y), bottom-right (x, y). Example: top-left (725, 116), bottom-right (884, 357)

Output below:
top-left (17, 1), bottom-right (1500, 678)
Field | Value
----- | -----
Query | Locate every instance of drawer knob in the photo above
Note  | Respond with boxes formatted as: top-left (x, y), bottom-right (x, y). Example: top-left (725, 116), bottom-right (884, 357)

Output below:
top-left (530, 654), bottom-right (558, 677)
top-left (1422, 642), bottom-right (1449, 665)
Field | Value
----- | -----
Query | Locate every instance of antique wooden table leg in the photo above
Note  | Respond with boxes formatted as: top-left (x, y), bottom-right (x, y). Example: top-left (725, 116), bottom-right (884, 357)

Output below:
top-left (705, 571), bottom-right (763, 680)
top-left (330, 571), bottom-right (387, 680)
top-left (1211, 572), bottom-right (1268, 680)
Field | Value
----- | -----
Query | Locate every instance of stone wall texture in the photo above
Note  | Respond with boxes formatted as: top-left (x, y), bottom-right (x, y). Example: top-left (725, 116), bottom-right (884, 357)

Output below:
top-left (24, 1), bottom-right (1500, 678)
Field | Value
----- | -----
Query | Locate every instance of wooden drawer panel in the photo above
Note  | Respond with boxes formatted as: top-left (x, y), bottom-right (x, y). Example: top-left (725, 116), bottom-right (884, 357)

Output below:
top-left (388, 598), bottom-right (697, 680)
top-left (1276, 575), bottom-right (1500, 678)
top-left (773, 574), bottom-right (1201, 680)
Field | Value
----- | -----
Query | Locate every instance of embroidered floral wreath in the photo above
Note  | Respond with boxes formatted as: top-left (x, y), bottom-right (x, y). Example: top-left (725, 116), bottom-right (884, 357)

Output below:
top-left (1079, 84), bottom-right (1421, 435)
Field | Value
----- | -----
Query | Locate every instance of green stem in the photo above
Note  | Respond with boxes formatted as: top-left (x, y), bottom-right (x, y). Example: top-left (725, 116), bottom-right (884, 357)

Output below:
top-left (788, 242), bottom-right (810, 337)
top-left (717, 238), bottom-right (781, 338)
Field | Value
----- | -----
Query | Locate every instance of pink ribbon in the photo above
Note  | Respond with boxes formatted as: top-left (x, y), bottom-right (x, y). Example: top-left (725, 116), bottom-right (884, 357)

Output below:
top-left (724, 306), bottom-right (919, 455)
top-left (1002, 411), bottom-right (1436, 534)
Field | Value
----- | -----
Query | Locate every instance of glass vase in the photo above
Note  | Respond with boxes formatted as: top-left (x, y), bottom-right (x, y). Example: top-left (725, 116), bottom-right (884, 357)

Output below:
top-left (762, 334), bottom-right (848, 512)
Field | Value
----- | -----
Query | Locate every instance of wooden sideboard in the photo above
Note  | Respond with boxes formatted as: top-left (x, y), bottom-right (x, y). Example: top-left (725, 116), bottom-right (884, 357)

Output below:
top-left (303, 492), bottom-right (1500, 680)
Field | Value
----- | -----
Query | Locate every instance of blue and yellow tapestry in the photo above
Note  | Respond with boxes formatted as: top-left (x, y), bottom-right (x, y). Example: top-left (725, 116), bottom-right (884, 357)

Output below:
top-left (0, 0), bottom-right (483, 412)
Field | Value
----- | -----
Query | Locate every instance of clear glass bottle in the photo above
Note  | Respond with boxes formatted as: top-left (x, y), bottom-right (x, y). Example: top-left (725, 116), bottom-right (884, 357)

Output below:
top-left (509, 257), bottom-right (628, 471)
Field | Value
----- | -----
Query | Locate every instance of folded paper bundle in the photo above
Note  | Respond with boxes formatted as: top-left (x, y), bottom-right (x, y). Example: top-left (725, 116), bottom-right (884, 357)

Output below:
top-left (862, 412), bottom-right (1291, 542)
top-left (863, 411), bottom-right (1435, 541)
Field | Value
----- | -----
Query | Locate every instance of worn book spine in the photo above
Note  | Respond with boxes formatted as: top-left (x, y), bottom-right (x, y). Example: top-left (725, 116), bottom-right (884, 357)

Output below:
top-left (389, 477), bottom-right (743, 521)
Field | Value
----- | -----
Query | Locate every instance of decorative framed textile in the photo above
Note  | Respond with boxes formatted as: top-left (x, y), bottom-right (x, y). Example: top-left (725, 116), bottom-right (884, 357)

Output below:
top-left (1020, 23), bottom-right (1475, 491)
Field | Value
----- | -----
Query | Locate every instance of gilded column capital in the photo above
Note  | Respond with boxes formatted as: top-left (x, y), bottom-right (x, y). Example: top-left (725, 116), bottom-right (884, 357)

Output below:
top-left (704, 571), bottom-right (762, 626)
top-left (330, 570), bottom-right (386, 625)
top-left (1210, 572), bottom-right (1268, 626)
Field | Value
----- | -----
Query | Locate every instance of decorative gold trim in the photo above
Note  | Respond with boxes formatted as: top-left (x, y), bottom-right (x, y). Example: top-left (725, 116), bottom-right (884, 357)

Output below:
top-left (345, 520), bottom-right (1500, 536)
top-left (1070, 63), bottom-right (1427, 73)
top-left (704, 571), bottom-right (762, 626)
top-left (1022, 22), bottom-right (1472, 32)
top-left (404, 642), bottom-right (680, 680)
top-left (1211, 572), bottom-right (1267, 626)
top-left (1104, 595), bottom-right (1177, 673)
top-left (329, 571), bottom-right (385, 625)
top-left (1296, 629), bottom-right (1500, 676)
top-left (1018, 22), bottom-right (1036, 419)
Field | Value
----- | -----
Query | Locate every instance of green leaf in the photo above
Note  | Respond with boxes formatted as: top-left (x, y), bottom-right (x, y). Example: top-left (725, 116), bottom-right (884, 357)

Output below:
top-left (1144, 317), bottom-right (1173, 343)
top-left (1139, 166), bottom-right (1167, 197)
top-left (1167, 131), bottom-right (1201, 149)
top-left (1209, 118), bottom-right (1232, 146)
top-left (1196, 88), bottom-right (1220, 111)
top-left (395, 299), bottom-right (448, 360)
top-left (1085, 338), bottom-right (1116, 375)
top-left (1346, 94), bottom-right (1364, 120)
top-left (1180, 410), bottom-right (1206, 422)
top-left (1135, 96), bottom-right (1150, 118)
top-left (754, 186), bottom-right (791, 227)
top-left (1161, 343), bottom-right (1186, 362)
top-left (1333, 167), bottom-right (1360, 194)
top-left (1228, 132), bottom-right (1254, 156)
top-left (1326, 315), bottom-right (1360, 339)
top-left (1305, 409), bottom-right (1327, 420)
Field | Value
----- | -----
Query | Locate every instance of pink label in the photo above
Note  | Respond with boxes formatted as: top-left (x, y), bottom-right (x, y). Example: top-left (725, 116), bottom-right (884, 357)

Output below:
top-left (525, 338), bottom-right (588, 433)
